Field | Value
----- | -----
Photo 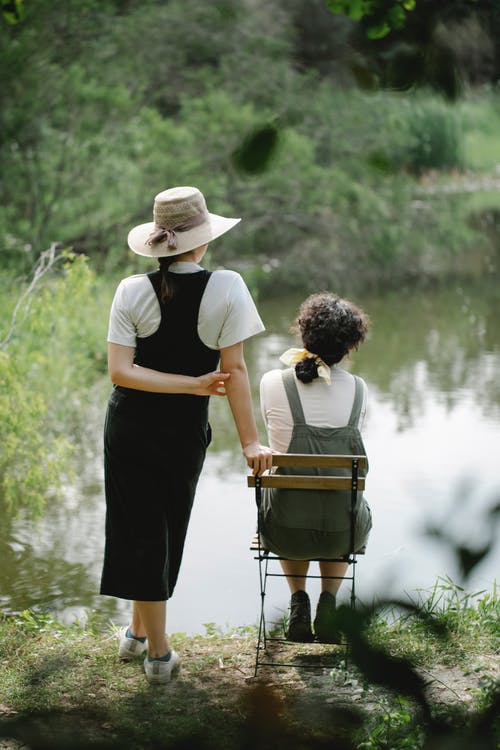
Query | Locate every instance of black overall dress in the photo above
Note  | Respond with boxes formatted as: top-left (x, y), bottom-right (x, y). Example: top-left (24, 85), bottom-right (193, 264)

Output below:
top-left (100, 270), bottom-right (218, 601)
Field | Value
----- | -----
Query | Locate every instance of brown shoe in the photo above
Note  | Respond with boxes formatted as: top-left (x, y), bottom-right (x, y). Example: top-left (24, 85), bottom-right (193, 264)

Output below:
top-left (314, 592), bottom-right (341, 644)
top-left (286, 590), bottom-right (314, 642)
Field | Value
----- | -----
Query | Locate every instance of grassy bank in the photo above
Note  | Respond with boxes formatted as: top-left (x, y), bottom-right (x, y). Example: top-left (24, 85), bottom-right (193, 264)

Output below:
top-left (0, 582), bottom-right (498, 750)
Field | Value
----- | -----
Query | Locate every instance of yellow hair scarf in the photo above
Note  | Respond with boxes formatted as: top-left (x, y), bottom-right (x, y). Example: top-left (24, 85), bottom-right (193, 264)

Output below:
top-left (279, 348), bottom-right (331, 384)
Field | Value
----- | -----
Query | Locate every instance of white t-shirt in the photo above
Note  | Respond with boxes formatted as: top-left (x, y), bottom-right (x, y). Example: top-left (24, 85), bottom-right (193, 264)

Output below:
top-left (260, 367), bottom-right (367, 454)
top-left (107, 261), bottom-right (265, 350)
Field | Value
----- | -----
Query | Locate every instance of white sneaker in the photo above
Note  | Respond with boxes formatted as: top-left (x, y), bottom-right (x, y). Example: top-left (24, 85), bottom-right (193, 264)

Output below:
top-left (118, 626), bottom-right (148, 659)
top-left (144, 650), bottom-right (180, 684)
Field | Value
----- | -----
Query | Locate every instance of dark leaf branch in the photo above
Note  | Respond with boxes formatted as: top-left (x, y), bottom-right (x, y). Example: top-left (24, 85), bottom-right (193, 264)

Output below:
top-left (1, 0), bottom-right (24, 25)
top-left (325, 0), bottom-right (416, 38)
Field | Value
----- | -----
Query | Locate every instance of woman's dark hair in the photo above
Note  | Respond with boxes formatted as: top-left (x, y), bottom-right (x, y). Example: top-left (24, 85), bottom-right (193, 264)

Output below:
top-left (293, 292), bottom-right (370, 383)
top-left (158, 256), bottom-right (177, 303)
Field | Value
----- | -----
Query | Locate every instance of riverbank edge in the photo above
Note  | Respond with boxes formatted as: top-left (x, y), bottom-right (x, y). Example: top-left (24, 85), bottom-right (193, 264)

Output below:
top-left (0, 596), bottom-right (498, 750)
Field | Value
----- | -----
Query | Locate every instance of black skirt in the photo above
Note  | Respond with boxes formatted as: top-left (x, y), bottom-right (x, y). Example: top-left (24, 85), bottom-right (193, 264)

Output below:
top-left (100, 388), bottom-right (211, 601)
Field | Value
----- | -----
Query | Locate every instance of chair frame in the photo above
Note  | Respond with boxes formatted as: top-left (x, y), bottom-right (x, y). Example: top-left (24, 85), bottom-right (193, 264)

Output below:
top-left (248, 453), bottom-right (367, 676)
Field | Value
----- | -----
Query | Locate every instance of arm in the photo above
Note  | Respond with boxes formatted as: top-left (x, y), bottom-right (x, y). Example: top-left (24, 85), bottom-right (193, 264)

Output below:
top-left (108, 343), bottom-right (229, 397)
top-left (219, 341), bottom-right (273, 476)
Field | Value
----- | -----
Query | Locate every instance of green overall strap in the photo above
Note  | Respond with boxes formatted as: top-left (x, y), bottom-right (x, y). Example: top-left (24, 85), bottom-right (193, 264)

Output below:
top-left (348, 376), bottom-right (364, 427)
top-left (281, 368), bottom-right (306, 426)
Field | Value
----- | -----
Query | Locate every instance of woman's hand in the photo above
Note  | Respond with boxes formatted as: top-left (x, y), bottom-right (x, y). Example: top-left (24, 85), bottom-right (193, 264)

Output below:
top-left (195, 371), bottom-right (230, 397)
top-left (243, 441), bottom-right (274, 477)
top-left (108, 344), bottom-right (230, 396)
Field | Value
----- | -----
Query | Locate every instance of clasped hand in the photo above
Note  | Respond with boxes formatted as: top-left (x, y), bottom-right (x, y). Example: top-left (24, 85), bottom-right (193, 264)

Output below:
top-left (196, 371), bottom-right (230, 396)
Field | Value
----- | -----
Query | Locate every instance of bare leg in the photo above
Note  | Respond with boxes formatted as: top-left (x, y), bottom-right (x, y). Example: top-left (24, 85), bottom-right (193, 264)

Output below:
top-left (131, 601), bottom-right (146, 638)
top-left (132, 601), bottom-right (169, 658)
top-left (318, 562), bottom-right (348, 595)
top-left (280, 560), bottom-right (310, 594)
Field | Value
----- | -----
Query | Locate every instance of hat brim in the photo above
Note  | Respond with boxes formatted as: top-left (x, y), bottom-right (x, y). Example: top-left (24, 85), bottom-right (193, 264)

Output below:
top-left (127, 213), bottom-right (241, 258)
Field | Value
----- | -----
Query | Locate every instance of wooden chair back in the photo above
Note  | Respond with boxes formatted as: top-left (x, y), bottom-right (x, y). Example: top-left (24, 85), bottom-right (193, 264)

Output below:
top-left (247, 453), bottom-right (367, 492)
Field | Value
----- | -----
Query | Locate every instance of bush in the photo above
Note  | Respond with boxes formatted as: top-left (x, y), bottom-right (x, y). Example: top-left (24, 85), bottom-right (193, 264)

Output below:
top-left (390, 95), bottom-right (465, 174)
top-left (0, 349), bottom-right (73, 516)
top-left (0, 252), bottom-right (109, 516)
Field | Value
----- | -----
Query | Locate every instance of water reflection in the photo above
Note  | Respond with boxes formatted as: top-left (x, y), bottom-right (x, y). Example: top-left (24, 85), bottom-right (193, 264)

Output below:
top-left (0, 454), bottom-right (120, 626)
top-left (1, 279), bottom-right (499, 633)
top-left (359, 281), bottom-right (500, 423)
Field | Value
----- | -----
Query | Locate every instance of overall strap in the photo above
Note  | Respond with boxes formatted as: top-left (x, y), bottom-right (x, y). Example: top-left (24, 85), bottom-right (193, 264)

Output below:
top-left (347, 375), bottom-right (364, 427)
top-left (282, 368), bottom-right (306, 426)
top-left (146, 270), bottom-right (163, 306)
top-left (146, 269), bottom-right (212, 310)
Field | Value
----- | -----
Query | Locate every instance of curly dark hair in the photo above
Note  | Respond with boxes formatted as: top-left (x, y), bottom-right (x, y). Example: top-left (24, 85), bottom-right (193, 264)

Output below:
top-left (292, 292), bottom-right (370, 383)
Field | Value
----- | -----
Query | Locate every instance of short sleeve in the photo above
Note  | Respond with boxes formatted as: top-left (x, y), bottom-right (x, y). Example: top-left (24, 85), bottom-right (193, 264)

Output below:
top-left (107, 281), bottom-right (137, 347)
top-left (198, 270), bottom-right (265, 349)
top-left (216, 272), bottom-right (265, 348)
top-left (358, 377), bottom-right (368, 430)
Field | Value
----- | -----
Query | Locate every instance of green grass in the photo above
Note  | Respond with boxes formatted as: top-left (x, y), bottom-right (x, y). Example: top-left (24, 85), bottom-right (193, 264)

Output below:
top-left (0, 580), bottom-right (498, 750)
top-left (464, 189), bottom-right (500, 213)
top-left (0, 614), bottom-right (255, 748)
top-left (368, 577), bottom-right (500, 666)
top-left (459, 92), bottom-right (500, 170)
top-left (464, 131), bottom-right (500, 170)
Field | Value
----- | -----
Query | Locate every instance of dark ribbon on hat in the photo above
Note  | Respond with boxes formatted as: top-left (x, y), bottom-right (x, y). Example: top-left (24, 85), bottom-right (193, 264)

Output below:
top-left (146, 210), bottom-right (209, 250)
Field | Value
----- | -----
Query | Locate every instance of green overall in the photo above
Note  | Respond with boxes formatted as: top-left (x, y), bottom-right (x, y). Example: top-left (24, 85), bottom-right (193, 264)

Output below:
top-left (259, 368), bottom-right (372, 560)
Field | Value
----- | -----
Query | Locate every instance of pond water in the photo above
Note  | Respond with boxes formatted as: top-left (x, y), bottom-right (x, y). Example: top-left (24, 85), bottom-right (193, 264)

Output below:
top-left (1, 279), bottom-right (499, 635)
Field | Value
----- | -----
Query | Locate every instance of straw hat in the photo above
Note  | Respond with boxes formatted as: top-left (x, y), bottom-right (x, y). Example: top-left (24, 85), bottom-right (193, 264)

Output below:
top-left (127, 186), bottom-right (241, 258)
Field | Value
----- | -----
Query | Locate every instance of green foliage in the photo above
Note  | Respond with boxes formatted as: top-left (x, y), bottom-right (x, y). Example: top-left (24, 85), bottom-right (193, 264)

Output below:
top-left (7, 609), bottom-right (65, 636)
top-left (341, 580), bottom-right (500, 749)
top-left (358, 696), bottom-right (423, 750)
top-left (327, 1), bottom-right (500, 98)
top-left (369, 577), bottom-right (500, 666)
top-left (361, 92), bottom-right (464, 174)
top-left (398, 96), bottom-right (464, 173)
top-left (0, 252), bottom-right (109, 516)
top-left (459, 91), bottom-right (500, 169)
top-left (1, 0), bottom-right (24, 24)
top-left (0, 581), bottom-right (498, 750)
top-left (0, 349), bottom-right (72, 516)
top-left (0, 0), bottom-right (498, 293)
top-left (326, 0), bottom-right (416, 38)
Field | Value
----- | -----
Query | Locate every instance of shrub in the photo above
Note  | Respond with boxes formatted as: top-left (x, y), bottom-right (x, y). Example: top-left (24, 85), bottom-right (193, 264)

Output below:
top-left (391, 95), bottom-right (465, 174)
top-left (0, 252), bottom-right (109, 516)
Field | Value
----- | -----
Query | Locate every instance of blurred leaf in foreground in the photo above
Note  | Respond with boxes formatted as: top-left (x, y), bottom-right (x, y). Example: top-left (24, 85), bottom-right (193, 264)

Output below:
top-left (232, 123), bottom-right (280, 175)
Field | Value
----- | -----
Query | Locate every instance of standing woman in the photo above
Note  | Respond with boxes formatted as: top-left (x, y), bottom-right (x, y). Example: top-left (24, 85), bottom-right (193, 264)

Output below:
top-left (259, 292), bottom-right (372, 643)
top-left (100, 186), bottom-right (272, 683)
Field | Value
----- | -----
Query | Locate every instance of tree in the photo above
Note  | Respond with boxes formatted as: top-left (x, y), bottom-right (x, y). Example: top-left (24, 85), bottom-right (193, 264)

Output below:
top-left (326, 0), bottom-right (500, 97)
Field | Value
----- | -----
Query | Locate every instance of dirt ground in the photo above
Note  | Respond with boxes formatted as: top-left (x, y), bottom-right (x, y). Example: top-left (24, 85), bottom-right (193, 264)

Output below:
top-left (0, 635), bottom-right (498, 750)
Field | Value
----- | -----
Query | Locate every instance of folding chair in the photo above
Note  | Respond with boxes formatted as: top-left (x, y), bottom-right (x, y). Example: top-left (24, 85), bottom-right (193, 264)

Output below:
top-left (248, 453), bottom-right (367, 676)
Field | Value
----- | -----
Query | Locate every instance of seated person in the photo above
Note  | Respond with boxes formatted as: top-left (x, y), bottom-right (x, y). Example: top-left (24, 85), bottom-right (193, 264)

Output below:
top-left (259, 292), bottom-right (372, 643)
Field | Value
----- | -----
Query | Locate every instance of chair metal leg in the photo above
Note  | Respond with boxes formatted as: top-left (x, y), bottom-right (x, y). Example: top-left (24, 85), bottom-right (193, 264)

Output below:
top-left (255, 551), bottom-right (269, 676)
top-left (350, 554), bottom-right (357, 609)
top-left (344, 555), bottom-right (357, 670)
